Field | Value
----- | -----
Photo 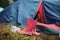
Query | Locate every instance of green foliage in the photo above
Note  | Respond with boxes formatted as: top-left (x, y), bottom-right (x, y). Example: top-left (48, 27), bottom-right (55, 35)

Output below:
top-left (0, 24), bottom-right (60, 40)
top-left (0, 0), bottom-right (9, 8)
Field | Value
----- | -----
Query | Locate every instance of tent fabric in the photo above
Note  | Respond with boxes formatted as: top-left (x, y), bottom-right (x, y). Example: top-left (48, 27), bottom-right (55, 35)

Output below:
top-left (0, 0), bottom-right (60, 34)
top-left (43, 0), bottom-right (60, 26)
top-left (37, 0), bottom-right (60, 34)
top-left (37, 0), bottom-right (46, 23)
top-left (0, 0), bottom-right (40, 25)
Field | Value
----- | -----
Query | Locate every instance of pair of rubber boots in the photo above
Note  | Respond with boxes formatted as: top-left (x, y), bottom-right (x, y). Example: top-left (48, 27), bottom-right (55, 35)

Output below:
top-left (17, 18), bottom-right (40, 36)
top-left (17, 18), bottom-right (60, 36)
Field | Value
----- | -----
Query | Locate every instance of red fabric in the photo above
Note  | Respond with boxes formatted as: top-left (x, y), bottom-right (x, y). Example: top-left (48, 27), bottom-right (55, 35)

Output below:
top-left (37, 0), bottom-right (46, 23)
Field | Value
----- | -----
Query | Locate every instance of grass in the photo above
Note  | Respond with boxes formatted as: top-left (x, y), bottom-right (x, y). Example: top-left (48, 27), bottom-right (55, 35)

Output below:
top-left (0, 23), bottom-right (60, 40)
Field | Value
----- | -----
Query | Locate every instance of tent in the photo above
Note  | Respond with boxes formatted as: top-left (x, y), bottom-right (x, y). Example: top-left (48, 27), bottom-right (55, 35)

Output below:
top-left (0, 0), bottom-right (60, 34)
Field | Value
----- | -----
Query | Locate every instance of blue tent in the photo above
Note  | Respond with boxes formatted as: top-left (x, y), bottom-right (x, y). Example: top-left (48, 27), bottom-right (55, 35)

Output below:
top-left (0, 0), bottom-right (60, 34)
top-left (0, 0), bottom-right (40, 25)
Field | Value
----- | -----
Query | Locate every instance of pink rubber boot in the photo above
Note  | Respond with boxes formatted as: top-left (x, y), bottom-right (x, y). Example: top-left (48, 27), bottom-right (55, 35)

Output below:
top-left (17, 18), bottom-right (33, 35)
top-left (37, 22), bottom-right (60, 30)
top-left (32, 20), bottom-right (40, 36)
